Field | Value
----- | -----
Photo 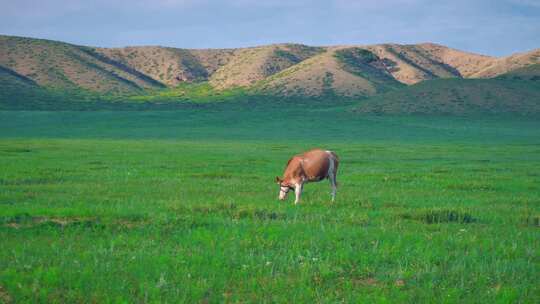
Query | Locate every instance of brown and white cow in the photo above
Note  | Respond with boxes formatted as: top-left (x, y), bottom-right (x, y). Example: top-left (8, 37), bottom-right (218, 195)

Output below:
top-left (275, 148), bottom-right (339, 204)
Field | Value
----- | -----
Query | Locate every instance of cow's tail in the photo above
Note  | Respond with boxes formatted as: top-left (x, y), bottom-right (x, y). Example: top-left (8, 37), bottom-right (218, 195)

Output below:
top-left (328, 151), bottom-right (339, 187)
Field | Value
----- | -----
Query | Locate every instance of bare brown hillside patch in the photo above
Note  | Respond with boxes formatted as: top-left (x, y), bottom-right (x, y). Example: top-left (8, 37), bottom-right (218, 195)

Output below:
top-left (471, 49), bottom-right (540, 78)
top-left (416, 43), bottom-right (494, 77)
top-left (255, 47), bottom-right (379, 97)
top-left (0, 36), bottom-right (162, 93)
top-left (209, 44), bottom-right (322, 89)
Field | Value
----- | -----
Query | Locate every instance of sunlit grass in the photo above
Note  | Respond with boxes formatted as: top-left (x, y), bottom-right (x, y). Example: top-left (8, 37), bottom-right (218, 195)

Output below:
top-left (0, 108), bottom-right (539, 302)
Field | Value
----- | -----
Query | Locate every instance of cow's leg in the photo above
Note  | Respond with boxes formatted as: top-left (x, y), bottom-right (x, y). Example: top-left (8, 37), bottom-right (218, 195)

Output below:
top-left (329, 173), bottom-right (337, 202)
top-left (294, 183), bottom-right (303, 205)
top-left (328, 157), bottom-right (337, 202)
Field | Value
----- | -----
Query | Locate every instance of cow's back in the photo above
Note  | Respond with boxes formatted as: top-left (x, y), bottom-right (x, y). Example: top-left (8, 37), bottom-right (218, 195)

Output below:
top-left (300, 149), bottom-right (332, 181)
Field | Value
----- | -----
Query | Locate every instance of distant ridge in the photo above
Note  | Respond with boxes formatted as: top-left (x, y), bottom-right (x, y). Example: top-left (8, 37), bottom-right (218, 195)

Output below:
top-left (0, 34), bottom-right (539, 114)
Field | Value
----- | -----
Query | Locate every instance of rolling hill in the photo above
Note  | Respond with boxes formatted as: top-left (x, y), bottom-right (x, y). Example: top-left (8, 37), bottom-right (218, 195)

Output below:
top-left (96, 46), bottom-right (236, 87)
top-left (0, 36), bottom-right (165, 95)
top-left (354, 64), bottom-right (540, 115)
top-left (208, 44), bottom-right (324, 90)
top-left (363, 43), bottom-right (495, 83)
top-left (469, 49), bottom-right (540, 78)
top-left (1, 34), bottom-right (539, 114)
top-left (253, 47), bottom-right (404, 97)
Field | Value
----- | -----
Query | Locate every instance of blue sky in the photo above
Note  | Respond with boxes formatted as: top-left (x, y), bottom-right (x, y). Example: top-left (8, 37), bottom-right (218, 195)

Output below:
top-left (1, 0), bottom-right (539, 56)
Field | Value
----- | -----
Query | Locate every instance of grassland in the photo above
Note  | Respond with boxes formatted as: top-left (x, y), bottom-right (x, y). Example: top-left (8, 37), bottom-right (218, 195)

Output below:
top-left (0, 104), bottom-right (539, 303)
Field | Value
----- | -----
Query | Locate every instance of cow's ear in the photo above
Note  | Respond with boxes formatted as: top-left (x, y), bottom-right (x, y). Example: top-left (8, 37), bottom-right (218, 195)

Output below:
top-left (275, 176), bottom-right (282, 184)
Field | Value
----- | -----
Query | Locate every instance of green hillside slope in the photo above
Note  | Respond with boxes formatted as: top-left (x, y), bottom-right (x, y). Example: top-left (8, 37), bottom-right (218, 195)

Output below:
top-left (496, 63), bottom-right (540, 81)
top-left (354, 77), bottom-right (540, 115)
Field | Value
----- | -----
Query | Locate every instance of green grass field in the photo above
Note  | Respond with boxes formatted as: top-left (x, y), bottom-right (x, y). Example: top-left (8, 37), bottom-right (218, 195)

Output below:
top-left (1, 105), bottom-right (539, 303)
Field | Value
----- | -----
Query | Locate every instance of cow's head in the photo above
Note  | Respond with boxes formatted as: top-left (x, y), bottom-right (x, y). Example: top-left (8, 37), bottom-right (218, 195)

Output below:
top-left (275, 176), bottom-right (293, 200)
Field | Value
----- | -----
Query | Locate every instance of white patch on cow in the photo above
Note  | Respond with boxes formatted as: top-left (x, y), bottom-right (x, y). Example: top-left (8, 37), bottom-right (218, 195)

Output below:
top-left (279, 185), bottom-right (289, 200)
